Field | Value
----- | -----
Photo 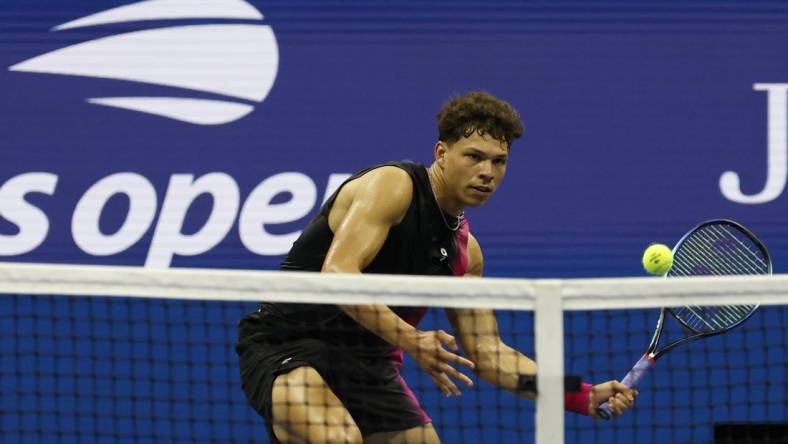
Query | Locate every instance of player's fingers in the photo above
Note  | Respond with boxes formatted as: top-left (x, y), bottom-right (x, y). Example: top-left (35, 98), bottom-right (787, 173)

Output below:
top-left (608, 393), bottom-right (633, 416)
top-left (430, 375), bottom-right (452, 397)
top-left (608, 397), bottom-right (623, 416)
top-left (439, 362), bottom-right (474, 387)
top-left (615, 392), bottom-right (633, 407)
top-left (436, 330), bottom-right (458, 350)
top-left (594, 380), bottom-right (636, 404)
top-left (609, 380), bottom-right (631, 393)
top-left (614, 388), bottom-right (637, 406)
top-left (431, 371), bottom-right (461, 397)
top-left (607, 391), bottom-right (631, 406)
top-left (440, 348), bottom-right (475, 369)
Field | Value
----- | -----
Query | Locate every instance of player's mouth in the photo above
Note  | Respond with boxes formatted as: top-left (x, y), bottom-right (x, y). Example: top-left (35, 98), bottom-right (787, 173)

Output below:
top-left (470, 185), bottom-right (493, 195)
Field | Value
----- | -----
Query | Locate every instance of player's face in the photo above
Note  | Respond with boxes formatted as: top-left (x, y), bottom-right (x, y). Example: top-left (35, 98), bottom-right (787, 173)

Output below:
top-left (439, 132), bottom-right (509, 207)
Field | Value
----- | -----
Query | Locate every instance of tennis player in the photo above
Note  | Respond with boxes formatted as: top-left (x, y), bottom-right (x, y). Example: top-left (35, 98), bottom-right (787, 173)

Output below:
top-left (236, 92), bottom-right (637, 443)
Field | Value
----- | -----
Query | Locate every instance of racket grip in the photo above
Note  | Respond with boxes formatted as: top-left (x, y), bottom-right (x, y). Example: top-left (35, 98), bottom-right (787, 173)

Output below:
top-left (596, 354), bottom-right (654, 420)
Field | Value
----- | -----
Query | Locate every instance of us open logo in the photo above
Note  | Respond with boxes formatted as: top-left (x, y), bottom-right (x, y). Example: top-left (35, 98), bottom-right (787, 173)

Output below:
top-left (8, 0), bottom-right (279, 125)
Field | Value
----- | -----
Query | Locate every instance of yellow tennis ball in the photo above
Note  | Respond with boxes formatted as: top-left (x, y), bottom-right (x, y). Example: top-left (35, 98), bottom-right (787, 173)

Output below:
top-left (642, 243), bottom-right (674, 275)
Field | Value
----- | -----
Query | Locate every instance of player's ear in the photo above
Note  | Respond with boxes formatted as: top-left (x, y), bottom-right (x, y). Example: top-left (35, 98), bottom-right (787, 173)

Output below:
top-left (435, 141), bottom-right (447, 167)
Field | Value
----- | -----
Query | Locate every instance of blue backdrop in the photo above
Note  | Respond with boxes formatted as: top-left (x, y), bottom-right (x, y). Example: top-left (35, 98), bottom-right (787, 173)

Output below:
top-left (1, 1), bottom-right (785, 442)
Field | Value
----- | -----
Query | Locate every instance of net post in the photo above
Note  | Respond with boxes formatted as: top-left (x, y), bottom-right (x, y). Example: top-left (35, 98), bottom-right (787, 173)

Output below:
top-left (534, 280), bottom-right (565, 444)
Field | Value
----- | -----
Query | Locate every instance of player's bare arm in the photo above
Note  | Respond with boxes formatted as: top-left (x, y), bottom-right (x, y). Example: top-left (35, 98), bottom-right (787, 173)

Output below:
top-left (447, 233), bottom-right (638, 416)
top-left (323, 166), bottom-right (475, 396)
top-left (446, 233), bottom-right (537, 399)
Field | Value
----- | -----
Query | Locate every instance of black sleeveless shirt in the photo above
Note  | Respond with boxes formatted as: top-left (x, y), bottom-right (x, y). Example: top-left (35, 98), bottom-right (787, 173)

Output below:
top-left (238, 161), bottom-right (468, 359)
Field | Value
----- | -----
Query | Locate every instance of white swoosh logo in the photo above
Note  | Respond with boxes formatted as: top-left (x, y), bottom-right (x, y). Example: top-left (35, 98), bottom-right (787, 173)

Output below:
top-left (8, 0), bottom-right (278, 125)
top-left (54, 0), bottom-right (263, 31)
top-left (88, 97), bottom-right (254, 125)
top-left (10, 25), bottom-right (277, 102)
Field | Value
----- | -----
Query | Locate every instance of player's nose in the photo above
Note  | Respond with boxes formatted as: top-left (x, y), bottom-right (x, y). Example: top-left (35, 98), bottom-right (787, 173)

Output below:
top-left (478, 160), bottom-right (494, 179)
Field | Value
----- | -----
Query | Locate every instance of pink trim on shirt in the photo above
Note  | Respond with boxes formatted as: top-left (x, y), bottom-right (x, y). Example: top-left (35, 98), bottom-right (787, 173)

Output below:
top-left (387, 218), bottom-right (471, 363)
top-left (452, 218), bottom-right (470, 276)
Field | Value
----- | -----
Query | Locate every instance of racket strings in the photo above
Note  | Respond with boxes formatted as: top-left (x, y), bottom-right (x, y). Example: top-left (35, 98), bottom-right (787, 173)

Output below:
top-left (671, 236), bottom-right (745, 276)
top-left (677, 233), bottom-right (760, 275)
top-left (713, 225), bottom-right (770, 269)
top-left (671, 228), bottom-right (767, 277)
top-left (671, 242), bottom-right (740, 279)
top-left (673, 305), bottom-right (755, 331)
top-left (674, 306), bottom-right (719, 330)
top-left (667, 224), bottom-right (764, 332)
top-left (699, 225), bottom-right (767, 273)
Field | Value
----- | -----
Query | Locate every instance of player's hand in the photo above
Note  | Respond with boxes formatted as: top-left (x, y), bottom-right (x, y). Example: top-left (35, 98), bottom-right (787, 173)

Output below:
top-left (403, 329), bottom-right (475, 397)
top-left (589, 381), bottom-right (638, 418)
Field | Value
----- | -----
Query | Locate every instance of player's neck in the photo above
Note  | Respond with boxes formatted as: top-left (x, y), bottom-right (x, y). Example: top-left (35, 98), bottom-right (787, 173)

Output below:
top-left (427, 164), bottom-right (464, 217)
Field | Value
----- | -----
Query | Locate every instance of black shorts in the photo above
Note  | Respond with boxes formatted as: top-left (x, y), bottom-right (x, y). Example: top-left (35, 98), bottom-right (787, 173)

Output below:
top-left (237, 336), bottom-right (431, 442)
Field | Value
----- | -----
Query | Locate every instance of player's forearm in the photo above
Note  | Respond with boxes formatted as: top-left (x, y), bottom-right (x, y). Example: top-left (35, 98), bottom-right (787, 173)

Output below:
top-left (323, 258), bottom-right (417, 348)
top-left (339, 304), bottom-right (417, 348)
top-left (472, 340), bottom-right (537, 400)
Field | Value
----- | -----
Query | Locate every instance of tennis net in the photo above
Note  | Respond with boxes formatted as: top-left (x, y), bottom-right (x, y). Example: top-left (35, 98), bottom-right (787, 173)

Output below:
top-left (0, 262), bottom-right (785, 443)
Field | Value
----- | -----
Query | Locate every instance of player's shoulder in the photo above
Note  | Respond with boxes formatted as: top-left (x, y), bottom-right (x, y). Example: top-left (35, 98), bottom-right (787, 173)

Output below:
top-left (359, 165), bottom-right (414, 199)
top-left (349, 165), bottom-right (414, 220)
top-left (366, 164), bottom-right (413, 182)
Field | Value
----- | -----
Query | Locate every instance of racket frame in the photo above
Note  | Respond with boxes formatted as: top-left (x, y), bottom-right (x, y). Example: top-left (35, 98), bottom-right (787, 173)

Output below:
top-left (595, 219), bottom-right (771, 420)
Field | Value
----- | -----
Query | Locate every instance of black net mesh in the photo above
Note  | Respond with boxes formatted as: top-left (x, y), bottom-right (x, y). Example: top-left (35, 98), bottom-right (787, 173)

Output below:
top-left (0, 290), bottom-right (784, 443)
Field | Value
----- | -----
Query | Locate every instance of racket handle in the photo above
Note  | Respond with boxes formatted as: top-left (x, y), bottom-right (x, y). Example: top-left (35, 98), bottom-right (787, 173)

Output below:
top-left (596, 354), bottom-right (655, 420)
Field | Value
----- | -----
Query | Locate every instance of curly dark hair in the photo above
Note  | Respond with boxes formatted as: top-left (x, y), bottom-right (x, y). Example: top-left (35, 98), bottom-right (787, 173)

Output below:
top-left (437, 91), bottom-right (524, 148)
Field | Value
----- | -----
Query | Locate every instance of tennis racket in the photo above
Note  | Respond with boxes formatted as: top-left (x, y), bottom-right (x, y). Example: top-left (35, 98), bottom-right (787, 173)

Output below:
top-left (596, 219), bottom-right (771, 420)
